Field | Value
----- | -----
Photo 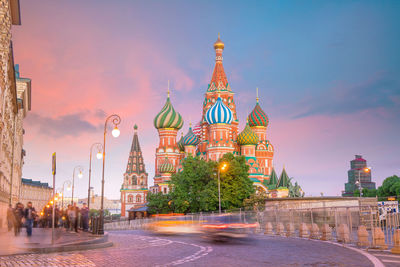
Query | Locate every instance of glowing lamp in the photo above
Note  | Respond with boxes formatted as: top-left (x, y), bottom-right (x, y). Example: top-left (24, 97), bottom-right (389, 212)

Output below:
top-left (96, 152), bottom-right (103, 159)
top-left (112, 126), bottom-right (120, 138)
top-left (364, 167), bottom-right (371, 173)
top-left (46, 205), bottom-right (50, 208)
top-left (54, 197), bottom-right (58, 201)
top-left (50, 200), bottom-right (53, 204)
top-left (67, 187), bottom-right (71, 191)
top-left (78, 171), bottom-right (83, 178)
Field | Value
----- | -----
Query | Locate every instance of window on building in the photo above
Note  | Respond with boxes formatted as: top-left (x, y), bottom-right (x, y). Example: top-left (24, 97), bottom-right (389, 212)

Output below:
top-left (136, 195), bottom-right (141, 203)
top-left (128, 195), bottom-right (133, 202)
top-left (163, 188), bottom-right (167, 194)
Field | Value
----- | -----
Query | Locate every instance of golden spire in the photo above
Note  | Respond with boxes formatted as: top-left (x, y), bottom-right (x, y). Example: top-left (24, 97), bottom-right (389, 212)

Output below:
top-left (214, 33), bottom-right (225, 50)
top-left (167, 80), bottom-right (170, 98)
top-left (189, 121), bottom-right (192, 128)
top-left (256, 87), bottom-right (259, 103)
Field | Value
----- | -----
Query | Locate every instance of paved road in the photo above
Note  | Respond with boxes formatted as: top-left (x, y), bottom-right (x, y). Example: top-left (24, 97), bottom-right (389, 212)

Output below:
top-left (0, 230), bottom-right (388, 266)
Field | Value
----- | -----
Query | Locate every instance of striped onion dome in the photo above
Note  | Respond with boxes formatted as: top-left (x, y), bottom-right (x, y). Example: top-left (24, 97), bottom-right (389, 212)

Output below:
top-left (205, 97), bottom-right (233, 124)
top-left (237, 122), bottom-right (259, 146)
top-left (248, 102), bottom-right (269, 127)
top-left (192, 122), bottom-right (202, 137)
top-left (154, 97), bottom-right (184, 129)
top-left (182, 127), bottom-right (200, 146)
top-left (177, 132), bottom-right (184, 152)
top-left (158, 157), bottom-right (175, 173)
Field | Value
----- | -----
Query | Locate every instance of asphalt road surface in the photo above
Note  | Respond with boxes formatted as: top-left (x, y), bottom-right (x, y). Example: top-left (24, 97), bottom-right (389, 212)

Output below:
top-left (0, 230), bottom-right (390, 266)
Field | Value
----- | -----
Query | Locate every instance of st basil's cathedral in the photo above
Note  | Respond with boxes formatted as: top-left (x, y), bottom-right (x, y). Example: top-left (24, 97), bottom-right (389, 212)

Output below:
top-left (121, 35), bottom-right (302, 217)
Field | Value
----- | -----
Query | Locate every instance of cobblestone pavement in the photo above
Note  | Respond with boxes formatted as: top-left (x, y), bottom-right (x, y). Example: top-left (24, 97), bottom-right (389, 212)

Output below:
top-left (0, 230), bottom-right (383, 266)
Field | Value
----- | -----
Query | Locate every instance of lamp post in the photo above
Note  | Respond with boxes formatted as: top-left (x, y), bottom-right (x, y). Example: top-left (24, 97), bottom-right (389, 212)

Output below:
top-left (71, 166), bottom-right (84, 205)
top-left (217, 162), bottom-right (228, 214)
top-left (99, 114), bottom-right (121, 235)
top-left (61, 180), bottom-right (71, 210)
top-left (356, 167), bottom-right (371, 197)
top-left (88, 143), bottom-right (103, 211)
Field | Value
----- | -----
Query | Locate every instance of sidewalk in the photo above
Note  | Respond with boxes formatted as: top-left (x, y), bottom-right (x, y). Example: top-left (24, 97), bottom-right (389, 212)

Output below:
top-left (0, 227), bottom-right (112, 256)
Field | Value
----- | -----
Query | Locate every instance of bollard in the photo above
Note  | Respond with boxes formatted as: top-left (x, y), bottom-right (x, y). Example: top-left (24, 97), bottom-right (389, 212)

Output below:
top-left (337, 224), bottom-right (350, 243)
top-left (357, 225), bottom-right (369, 247)
top-left (299, 223), bottom-right (310, 238)
top-left (286, 223), bottom-right (295, 237)
top-left (391, 229), bottom-right (400, 254)
top-left (310, 223), bottom-right (320, 239)
top-left (276, 222), bottom-right (285, 236)
top-left (264, 222), bottom-right (274, 235)
top-left (373, 227), bottom-right (388, 250)
top-left (320, 224), bottom-right (332, 241)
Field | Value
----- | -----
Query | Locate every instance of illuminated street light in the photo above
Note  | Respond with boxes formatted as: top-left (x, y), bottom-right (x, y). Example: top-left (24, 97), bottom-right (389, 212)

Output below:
top-left (218, 162), bottom-right (228, 214)
top-left (88, 142), bottom-right (104, 211)
top-left (99, 114), bottom-right (121, 235)
top-left (356, 167), bottom-right (371, 197)
top-left (71, 166), bottom-right (84, 205)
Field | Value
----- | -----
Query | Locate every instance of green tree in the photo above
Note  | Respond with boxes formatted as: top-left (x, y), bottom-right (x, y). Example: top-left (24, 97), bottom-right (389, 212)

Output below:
top-left (159, 153), bottom-right (254, 213)
top-left (377, 175), bottom-right (400, 197)
top-left (243, 191), bottom-right (268, 212)
top-left (147, 193), bottom-right (173, 214)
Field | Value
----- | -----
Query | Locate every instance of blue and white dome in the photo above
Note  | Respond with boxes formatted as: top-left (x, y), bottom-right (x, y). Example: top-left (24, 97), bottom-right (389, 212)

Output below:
top-left (205, 97), bottom-right (233, 124)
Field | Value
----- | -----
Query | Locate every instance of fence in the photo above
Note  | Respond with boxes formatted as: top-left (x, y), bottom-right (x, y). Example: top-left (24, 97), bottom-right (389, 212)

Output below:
top-left (103, 206), bottom-right (400, 251)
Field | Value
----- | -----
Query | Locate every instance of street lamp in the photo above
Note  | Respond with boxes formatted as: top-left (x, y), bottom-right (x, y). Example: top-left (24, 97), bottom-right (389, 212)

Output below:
top-left (61, 180), bottom-right (71, 211)
top-left (355, 167), bottom-right (371, 197)
top-left (71, 166), bottom-right (84, 205)
top-left (88, 142), bottom-right (103, 211)
top-left (218, 162), bottom-right (228, 214)
top-left (99, 114), bottom-right (121, 235)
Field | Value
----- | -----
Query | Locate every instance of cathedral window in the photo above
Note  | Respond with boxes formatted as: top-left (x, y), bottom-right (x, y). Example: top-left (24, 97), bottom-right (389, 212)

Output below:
top-left (128, 195), bottom-right (133, 202)
top-left (136, 195), bottom-right (141, 203)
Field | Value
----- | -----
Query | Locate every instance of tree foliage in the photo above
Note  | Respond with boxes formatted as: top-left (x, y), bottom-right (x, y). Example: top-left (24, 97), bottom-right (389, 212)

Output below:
top-left (243, 191), bottom-right (268, 212)
top-left (148, 153), bottom-right (255, 214)
top-left (377, 175), bottom-right (400, 197)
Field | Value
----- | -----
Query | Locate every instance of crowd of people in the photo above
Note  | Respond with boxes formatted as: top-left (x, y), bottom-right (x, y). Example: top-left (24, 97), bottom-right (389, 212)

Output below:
top-left (6, 202), bottom-right (90, 237)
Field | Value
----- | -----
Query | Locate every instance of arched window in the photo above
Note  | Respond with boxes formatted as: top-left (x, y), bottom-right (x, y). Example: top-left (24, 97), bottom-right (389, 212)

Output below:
top-left (136, 195), bottom-right (141, 203)
top-left (128, 195), bottom-right (133, 203)
top-left (163, 188), bottom-right (167, 194)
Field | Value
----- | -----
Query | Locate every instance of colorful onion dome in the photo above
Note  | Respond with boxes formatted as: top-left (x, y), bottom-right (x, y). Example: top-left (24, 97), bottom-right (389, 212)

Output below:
top-left (177, 132), bottom-right (184, 152)
top-left (154, 96), bottom-right (183, 130)
top-left (237, 122), bottom-right (259, 146)
top-left (158, 157), bottom-right (175, 173)
top-left (248, 102), bottom-right (269, 127)
top-left (182, 126), bottom-right (200, 146)
top-left (205, 97), bottom-right (233, 125)
top-left (214, 33), bottom-right (225, 50)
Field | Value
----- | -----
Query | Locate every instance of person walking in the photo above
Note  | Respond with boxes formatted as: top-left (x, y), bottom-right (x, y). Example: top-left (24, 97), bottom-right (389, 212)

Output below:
top-left (24, 202), bottom-right (36, 237)
top-left (73, 203), bottom-right (80, 233)
top-left (68, 204), bottom-right (76, 232)
top-left (81, 203), bottom-right (89, 232)
top-left (13, 203), bottom-right (24, 236)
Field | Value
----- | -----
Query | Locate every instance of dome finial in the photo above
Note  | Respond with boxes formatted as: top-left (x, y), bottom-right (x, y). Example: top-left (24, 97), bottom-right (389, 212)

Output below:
top-left (189, 121), bottom-right (192, 128)
top-left (214, 33), bottom-right (225, 50)
top-left (256, 87), bottom-right (259, 103)
top-left (167, 80), bottom-right (170, 98)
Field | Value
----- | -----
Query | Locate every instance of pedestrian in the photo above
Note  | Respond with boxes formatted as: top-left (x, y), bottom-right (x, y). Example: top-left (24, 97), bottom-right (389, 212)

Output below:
top-left (24, 202), bottom-right (36, 237)
top-left (73, 203), bottom-right (80, 232)
top-left (7, 204), bottom-right (14, 231)
top-left (81, 203), bottom-right (89, 232)
top-left (68, 204), bottom-right (76, 232)
top-left (13, 203), bottom-right (24, 236)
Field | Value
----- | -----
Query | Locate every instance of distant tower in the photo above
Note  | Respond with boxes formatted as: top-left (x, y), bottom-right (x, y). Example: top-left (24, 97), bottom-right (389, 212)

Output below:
top-left (120, 124), bottom-right (148, 217)
top-left (343, 155), bottom-right (376, 196)
top-left (152, 83), bottom-right (183, 193)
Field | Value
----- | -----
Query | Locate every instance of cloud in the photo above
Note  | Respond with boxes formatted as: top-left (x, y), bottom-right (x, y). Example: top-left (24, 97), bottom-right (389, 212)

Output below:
top-left (294, 72), bottom-right (400, 118)
top-left (26, 112), bottom-right (100, 137)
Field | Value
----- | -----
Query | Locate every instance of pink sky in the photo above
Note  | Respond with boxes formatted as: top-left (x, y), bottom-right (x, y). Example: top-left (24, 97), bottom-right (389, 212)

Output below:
top-left (12, 0), bottom-right (400, 200)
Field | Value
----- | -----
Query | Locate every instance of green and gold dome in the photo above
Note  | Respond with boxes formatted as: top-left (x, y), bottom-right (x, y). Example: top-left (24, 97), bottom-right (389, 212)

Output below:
top-left (158, 157), bottom-right (176, 174)
top-left (248, 102), bottom-right (269, 127)
top-left (237, 121), bottom-right (259, 146)
top-left (154, 93), bottom-right (184, 130)
top-left (177, 132), bottom-right (185, 152)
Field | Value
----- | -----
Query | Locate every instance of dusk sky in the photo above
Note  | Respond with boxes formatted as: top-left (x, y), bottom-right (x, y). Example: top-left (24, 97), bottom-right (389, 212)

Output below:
top-left (12, 0), bottom-right (400, 200)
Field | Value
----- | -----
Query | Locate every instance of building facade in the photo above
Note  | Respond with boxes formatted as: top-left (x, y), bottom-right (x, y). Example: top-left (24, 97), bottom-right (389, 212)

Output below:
top-left (120, 125), bottom-right (148, 217)
top-left (0, 0), bottom-right (28, 227)
top-left (20, 178), bottom-right (52, 212)
top-left (150, 35), bottom-right (301, 197)
top-left (343, 155), bottom-right (376, 197)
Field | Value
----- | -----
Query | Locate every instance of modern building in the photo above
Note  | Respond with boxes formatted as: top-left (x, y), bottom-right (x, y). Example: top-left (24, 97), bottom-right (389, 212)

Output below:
top-left (78, 195), bottom-right (121, 215)
top-left (20, 178), bottom-right (52, 212)
top-left (0, 0), bottom-right (31, 228)
top-left (342, 155), bottom-right (376, 197)
top-left (150, 35), bottom-right (301, 197)
top-left (120, 124), bottom-right (148, 217)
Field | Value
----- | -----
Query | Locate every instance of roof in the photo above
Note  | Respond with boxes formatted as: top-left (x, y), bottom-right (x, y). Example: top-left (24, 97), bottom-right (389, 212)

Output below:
top-left (129, 206), bottom-right (148, 212)
top-left (21, 178), bottom-right (52, 189)
top-left (269, 168), bottom-right (278, 185)
top-left (277, 168), bottom-right (290, 188)
top-left (125, 125), bottom-right (147, 176)
top-left (208, 35), bottom-right (230, 92)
